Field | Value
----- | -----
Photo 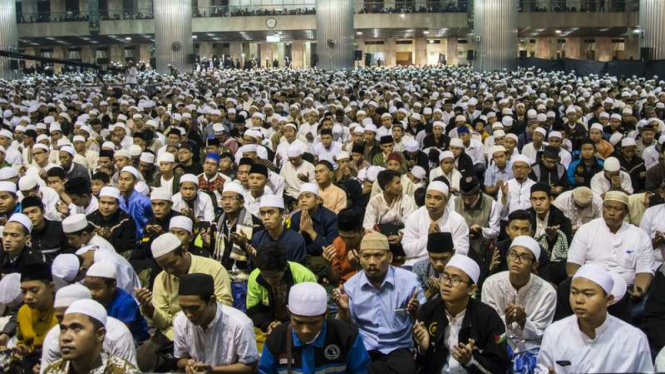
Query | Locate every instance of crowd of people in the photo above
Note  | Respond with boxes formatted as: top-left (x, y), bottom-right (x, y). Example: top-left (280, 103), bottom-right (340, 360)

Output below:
top-left (0, 65), bottom-right (663, 374)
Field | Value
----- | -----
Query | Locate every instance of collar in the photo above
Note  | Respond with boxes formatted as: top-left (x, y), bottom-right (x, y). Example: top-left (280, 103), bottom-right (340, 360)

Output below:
top-left (575, 314), bottom-right (612, 342)
top-left (197, 303), bottom-right (223, 333)
top-left (203, 173), bottom-right (219, 183)
top-left (360, 266), bottom-right (395, 290)
top-left (293, 320), bottom-right (328, 348)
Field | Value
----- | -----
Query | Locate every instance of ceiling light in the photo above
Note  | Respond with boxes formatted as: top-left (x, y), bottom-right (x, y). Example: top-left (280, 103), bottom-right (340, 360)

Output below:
top-left (356, 31), bottom-right (362, 35)
top-left (192, 35), bottom-right (197, 39)
top-left (423, 30), bottom-right (429, 35)
top-left (555, 30), bottom-right (562, 34)
top-left (125, 36), bottom-right (131, 40)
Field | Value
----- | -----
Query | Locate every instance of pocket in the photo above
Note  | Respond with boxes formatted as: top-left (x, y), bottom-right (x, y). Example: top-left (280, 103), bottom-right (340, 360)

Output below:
top-left (620, 250), bottom-right (637, 269)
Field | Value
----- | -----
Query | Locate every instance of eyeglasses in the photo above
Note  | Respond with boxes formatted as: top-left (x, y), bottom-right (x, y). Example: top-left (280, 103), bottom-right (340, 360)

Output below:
top-left (508, 251), bottom-right (534, 263)
top-left (439, 274), bottom-right (469, 287)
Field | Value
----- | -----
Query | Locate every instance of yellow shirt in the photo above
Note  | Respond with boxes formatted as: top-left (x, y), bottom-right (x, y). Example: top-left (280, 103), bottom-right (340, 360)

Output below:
top-left (144, 254), bottom-right (233, 339)
top-left (318, 183), bottom-right (348, 214)
top-left (17, 305), bottom-right (57, 353)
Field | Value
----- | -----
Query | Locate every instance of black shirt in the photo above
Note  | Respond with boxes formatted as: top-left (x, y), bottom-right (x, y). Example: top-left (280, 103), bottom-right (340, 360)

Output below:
top-left (30, 219), bottom-right (75, 263)
top-left (87, 209), bottom-right (138, 255)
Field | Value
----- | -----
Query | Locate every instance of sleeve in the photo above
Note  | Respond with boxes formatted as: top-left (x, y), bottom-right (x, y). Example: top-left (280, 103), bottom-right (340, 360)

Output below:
top-left (402, 196), bottom-right (418, 220)
top-left (307, 215), bottom-right (338, 256)
top-left (639, 210), bottom-right (655, 238)
top-left (635, 230), bottom-right (656, 275)
top-left (290, 235), bottom-right (308, 265)
top-left (484, 167), bottom-right (495, 187)
top-left (481, 201), bottom-right (501, 239)
top-left (172, 315), bottom-right (189, 359)
top-left (567, 161), bottom-right (577, 186)
top-left (203, 197), bottom-right (216, 222)
top-left (234, 322), bottom-right (259, 364)
top-left (39, 328), bottom-right (60, 374)
top-left (246, 278), bottom-right (273, 331)
top-left (346, 334), bottom-right (371, 374)
top-left (590, 175), bottom-right (604, 195)
top-left (213, 265), bottom-right (235, 306)
top-left (331, 241), bottom-right (354, 280)
top-left (520, 289), bottom-right (557, 341)
top-left (110, 324), bottom-right (138, 367)
top-left (633, 333), bottom-right (656, 373)
top-left (362, 199), bottom-right (379, 230)
top-left (566, 225), bottom-right (589, 265)
top-left (451, 217), bottom-right (470, 256)
top-left (401, 211), bottom-right (428, 260)
top-left (258, 344), bottom-right (278, 374)
top-left (334, 191), bottom-right (347, 213)
top-left (149, 277), bottom-right (176, 331)
top-left (534, 326), bottom-right (556, 374)
top-left (466, 309), bottom-right (511, 374)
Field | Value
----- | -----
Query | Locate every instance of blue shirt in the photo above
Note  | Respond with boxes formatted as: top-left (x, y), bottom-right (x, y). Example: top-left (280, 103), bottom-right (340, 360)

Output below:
top-left (119, 190), bottom-right (153, 238)
top-left (289, 206), bottom-right (339, 256)
top-left (484, 162), bottom-right (513, 187)
top-left (258, 321), bottom-right (371, 374)
top-left (107, 287), bottom-right (149, 343)
top-left (251, 227), bottom-right (307, 266)
top-left (343, 266), bottom-right (426, 354)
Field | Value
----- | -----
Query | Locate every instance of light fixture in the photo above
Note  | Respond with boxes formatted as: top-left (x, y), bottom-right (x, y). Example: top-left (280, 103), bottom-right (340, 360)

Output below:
top-left (125, 36), bottom-right (132, 40)
top-left (555, 30), bottom-right (562, 34)
top-left (423, 30), bottom-right (430, 35)
top-left (192, 35), bottom-right (198, 39)
top-left (356, 31), bottom-right (362, 35)
top-left (400, 13), bottom-right (405, 18)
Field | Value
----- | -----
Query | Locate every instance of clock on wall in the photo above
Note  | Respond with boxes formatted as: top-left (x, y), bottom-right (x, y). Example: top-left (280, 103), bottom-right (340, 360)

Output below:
top-left (266, 17), bottom-right (277, 29)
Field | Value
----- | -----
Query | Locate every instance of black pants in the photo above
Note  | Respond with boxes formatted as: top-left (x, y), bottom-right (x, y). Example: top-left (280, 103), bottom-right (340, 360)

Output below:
top-left (368, 348), bottom-right (416, 374)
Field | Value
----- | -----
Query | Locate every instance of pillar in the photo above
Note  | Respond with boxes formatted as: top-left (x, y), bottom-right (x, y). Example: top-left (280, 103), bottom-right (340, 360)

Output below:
top-left (316, 0), bottom-right (354, 70)
top-left (292, 40), bottom-right (305, 68)
top-left (110, 44), bottom-right (124, 64)
top-left (139, 43), bottom-right (151, 63)
top-left (154, 0), bottom-right (192, 73)
top-left (565, 37), bottom-right (583, 59)
top-left (473, 0), bottom-right (518, 71)
top-left (535, 38), bottom-right (556, 59)
top-left (198, 42), bottom-right (213, 59)
top-left (415, 38), bottom-right (427, 66)
top-left (447, 38), bottom-right (458, 66)
top-left (53, 47), bottom-right (66, 73)
top-left (0, 0), bottom-right (19, 80)
top-left (385, 38), bottom-right (396, 67)
top-left (596, 37), bottom-right (613, 61)
top-left (229, 41), bottom-right (242, 63)
top-left (639, 0), bottom-right (665, 60)
top-left (81, 46), bottom-right (95, 64)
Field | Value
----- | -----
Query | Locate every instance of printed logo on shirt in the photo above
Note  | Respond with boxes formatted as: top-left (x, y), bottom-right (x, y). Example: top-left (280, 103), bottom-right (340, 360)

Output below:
top-left (278, 354), bottom-right (295, 365)
top-left (324, 344), bottom-right (341, 360)
top-left (428, 322), bottom-right (438, 336)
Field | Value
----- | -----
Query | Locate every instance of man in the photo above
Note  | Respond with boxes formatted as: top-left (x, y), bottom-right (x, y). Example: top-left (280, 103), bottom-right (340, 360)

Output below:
top-left (64, 177), bottom-right (98, 216)
top-left (363, 170), bottom-right (417, 232)
top-left (244, 163), bottom-right (272, 216)
top-left (172, 173), bottom-right (216, 223)
top-left (640, 180), bottom-right (665, 267)
top-left (333, 232), bottom-right (425, 374)
top-left (87, 186), bottom-right (137, 257)
top-left (413, 254), bottom-right (511, 374)
top-left (0, 180), bottom-right (21, 222)
top-left (117, 166), bottom-right (153, 238)
top-left (174, 273), bottom-right (258, 373)
top-left (314, 161), bottom-right (347, 214)
top-left (84, 262), bottom-right (149, 343)
top-left (535, 264), bottom-right (654, 373)
top-left (22, 196), bottom-right (71, 263)
top-left (529, 146), bottom-right (571, 197)
top-left (553, 186), bottom-right (603, 234)
top-left (40, 284), bottom-right (138, 372)
top-left (169, 216), bottom-right (208, 257)
top-left (25, 144), bottom-right (56, 187)
top-left (567, 191), bottom-right (654, 297)
top-left (154, 152), bottom-right (181, 195)
top-left (0, 213), bottom-right (44, 275)
top-left (323, 207), bottom-right (365, 284)
top-left (484, 146), bottom-right (513, 196)
top-left (198, 152), bottom-right (231, 206)
top-left (498, 155), bottom-right (536, 221)
top-left (429, 151), bottom-right (462, 193)
top-left (279, 143), bottom-right (315, 201)
top-left (43, 299), bottom-right (139, 374)
top-left (482, 236), bottom-right (557, 352)
top-left (411, 232), bottom-right (454, 300)
top-left (177, 143), bottom-right (203, 175)
top-left (568, 140), bottom-right (604, 188)
top-left (402, 181), bottom-right (470, 266)
top-left (617, 137), bottom-right (646, 193)
top-left (62, 214), bottom-right (114, 253)
top-left (247, 242), bottom-right (316, 333)
top-left (138, 152), bottom-right (159, 187)
top-left (58, 145), bottom-right (90, 182)
top-left (250, 195), bottom-right (307, 265)
top-left (135, 233), bottom-right (233, 339)
top-left (18, 176), bottom-right (61, 222)
top-left (259, 282), bottom-right (371, 374)
top-left (590, 156), bottom-right (634, 197)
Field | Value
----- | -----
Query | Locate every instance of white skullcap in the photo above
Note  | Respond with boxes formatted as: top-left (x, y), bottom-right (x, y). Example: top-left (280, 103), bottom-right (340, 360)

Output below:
top-left (32, 144), bottom-right (49, 153)
top-left (439, 151), bottom-right (454, 161)
top-left (18, 176), bottom-right (38, 191)
top-left (222, 182), bottom-right (245, 197)
top-left (140, 152), bottom-right (155, 164)
top-left (455, 115), bottom-right (466, 122)
top-left (502, 117), bottom-right (514, 127)
top-left (0, 168), bottom-right (18, 181)
top-left (336, 151), bottom-right (350, 161)
top-left (288, 282), bottom-right (327, 317)
top-left (590, 123), bottom-right (604, 132)
top-left (446, 254), bottom-right (480, 284)
top-left (72, 135), bottom-right (86, 143)
top-left (157, 152), bottom-right (175, 163)
top-left (260, 195), bottom-right (285, 209)
top-left (364, 124), bottom-right (377, 133)
top-left (129, 145), bottom-right (143, 157)
top-left (534, 127), bottom-right (547, 137)
top-left (0, 181), bottom-right (16, 193)
top-left (8, 213), bottom-right (32, 233)
top-left (121, 166), bottom-right (140, 179)
top-left (450, 138), bottom-right (464, 148)
top-left (491, 146), bottom-right (506, 155)
top-left (512, 155), bottom-right (531, 166)
top-left (52, 254), bottom-right (81, 283)
top-left (611, 113), bottom-right (622, 120)
top-left (621, 138), bottom-right (636, 147)
top-left (404, 139), bottom-right (419, 152)
top-left (366, 166), bottom-right (384, 183)
top-left (433, 121), bottom-right (445, 129)
top-left (411, 166), bottom-right (426, 180)
top-left (150, 188), bottom-right (172, 201)
top-left (427, 181), bottom-right (449, 196)
top-left (493, 130), bottom-right (506, 138)
top-left (0, 273), bottom-right (23, 307)
top-left (170, 216), bottom-right (193, 233)
top-left (510, 235), bottom-right (541, 260)
top-left (548, 131), bottom-right (562, 139)
top-left (604, 157), bottom-right (620, 172)
top-left (609, 133), bottom-right (624, 146)
top-left (54, 284), bottom-right (91, 308)
top-left (180, 174), bottom-right (198, 186)
top-left (62, 214), bottom-right (88, 233)
top-left (101, 142), bottom-right (115, 150)
top-left (66, 299), bottom-right (107, 325)
top-left (0, 129), bottom-right (13, 139)
top-left (573, 264), bottom-right (614, 295)
top-left (114, 150), bottom-right (131, 159)
top-left (299, 183), bottom-right (319, 197)
top-left (287, 143), bottom-right (304, 158)
top-left (151, 233), bottom-right (182, 258)
top-left (99, 186), bottom-right (121, 200)
top-left (60, 146), bottom-right (75, 156)
top-left (86, 261), bottom-right (117, 280)
top-left (240, 144), bottom-right (258, 154)
top-left (608, 270), bottom-right (627, 306)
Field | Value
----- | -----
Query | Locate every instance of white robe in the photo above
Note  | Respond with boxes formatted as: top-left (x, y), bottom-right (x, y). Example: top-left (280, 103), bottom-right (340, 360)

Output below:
top-left (402, 206), bottom-right (469, 266)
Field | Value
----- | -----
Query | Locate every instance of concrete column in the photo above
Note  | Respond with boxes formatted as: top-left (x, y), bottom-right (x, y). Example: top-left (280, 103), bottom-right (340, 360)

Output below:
top-left (198, 42), bottom-right (213, 59)
top-left (447, 38), bottom-right (458, 66)
top-left (154, 0), bottom-right (192, 73)
top-left (316, 0), bottom-right (354, 70)
top-left (229, 41), bottom-right (242, 63)
top-left (596, 37), bottom-right (613, 61)
top-left (473, 0), bottom-right (518, 71)
top-left (52, 46), bottom-right (66, 73)
top-left (535, 38), bottom-right (556, 59)
top-left (385, 38), bottom-right (396, 67)
top-left (259, 43), bottom-right (271, 67)
top-left (639, 0), bottom-right (665, 59)
top-left (415, 38), bottom-right (427, 66)
top-left (51, 0), bottom-right (65, 15)
top-left (81, 46), bottom-right (95, 64)
top-left (565, 37), bottom-right (583, 59)
top-left (0, 0), bottom-right (19, 80)
top-left (277, 43), bottom-right (285, 67)
top-left (138, 43), bottom-right (151, 63)
top-left (249, 43), bottom-right (258, 62)
top-left (291, 40), bottom-right (305, 68)
top-left (625, 37), bottom-right (640, 60)
top-left (305, 41), bottom-right (312, 67)
top-left (110, 44), bottom-right (124, 64)
top-left (24, 47), bottom-right (37, 67)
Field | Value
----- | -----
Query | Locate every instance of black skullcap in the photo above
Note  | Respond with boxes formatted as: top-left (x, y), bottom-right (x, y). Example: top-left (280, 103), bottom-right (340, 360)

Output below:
top-left (65, 177), bottom-right (91, 195)
top-left (380, 135), bottom-right (394, 145)
top-left (320, 128), bottom-right (333, 136)
top-left (220, 152), bottom-right (234, 161)
top-left (179, 143), bottom-right (194, 153)
top-left (178, 273), bottom-right (214, 298)
top-left (21, 196), bottom-right (44, 211)
top-left (249, 163), bottom-right (268, 177)
top-left (427, 232), bottom-right (454, 254)
top-left (531, 182), bottom-right (552, 196)
top-left (99, 149), bottom-right (114, 159)
top-left (581, 139), bottom-right (596, 148)
top-left (206, 137), bottom-right (221, 147)
top-left (352, 144), bottom-right (365, 154)
top-left (459, 176), bottom-right (481, 196)
top-left (21, 263), bottom-right (53, 283)
top-left (337, 208), bottom-right (364, 232)
top-left (46, 166), bottom-right (66, 179)
top-left (133, 131), bottom-right (146, 140)
top-left (239, 157), bottom-right (254, 167)
top-left (542, 145), bottom-right (560, 158)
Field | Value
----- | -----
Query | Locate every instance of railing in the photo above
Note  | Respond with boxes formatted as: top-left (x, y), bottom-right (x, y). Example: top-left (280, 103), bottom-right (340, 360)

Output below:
top-left (15, 0), bottom-right (639, 24)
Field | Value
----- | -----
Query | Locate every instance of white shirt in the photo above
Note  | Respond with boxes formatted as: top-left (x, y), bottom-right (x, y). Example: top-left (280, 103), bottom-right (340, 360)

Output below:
top-left (481, 272), bottom-right (557, 346)
top-left (274, 139), bottom-right (307, 167)
top-left (41, 316), bottom-right (137, 374)
top-left (464, 139), bottom-right (486, 166)
top-left (6, 146), bottom-right (22, 165)
top-left (402, 206), bottom-right (469, 265)
top-left (75, 246), bottom-right (142, 298)
top-left (268, 170), bottom-right (285, 197)
top-left (590, 171), bottom-right (634, 196)
top-left (25, 163), bottom-right (56, 187)
top-left (160, 175), bottom-right (175, 193)
top-left (567, 218), bottom-right (656, 285)
top-left (522, 142), bottom-right (548, 164)
top-left (174, 303), bottom-right (258, 367)
top-left (172, 191), bottom-right (216, 223)
top-left (88, 234), bottom-right (115, 253)
top-left (68, 195), bottom-right (99, 216)
top-left (430, 167), bottom-right (462, 193)
top-left (639, 203), bottom-right (665, 266)
top-left (553, 190), bottom-right (603, 232)
top-left (312, 141), bottom-right (343, 168)
top-left (18, 186), bottom-right (61, 222)
top-left (442, 309), bottom-right (467, 374)
top-left (362, 193), bottom-right (417, 231)
top-left (642, 145), bottom-right (660, 170)
top-left (497, 178), bottom-right (536, 220)
top-left (535, 315), bottom-right (654, 374)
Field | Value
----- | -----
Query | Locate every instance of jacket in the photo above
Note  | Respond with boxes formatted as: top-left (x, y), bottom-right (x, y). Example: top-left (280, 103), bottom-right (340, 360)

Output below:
top-left (87, 209), bottom-right (138, 255)
top-left (527, 205), bottom-right (573, 247)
